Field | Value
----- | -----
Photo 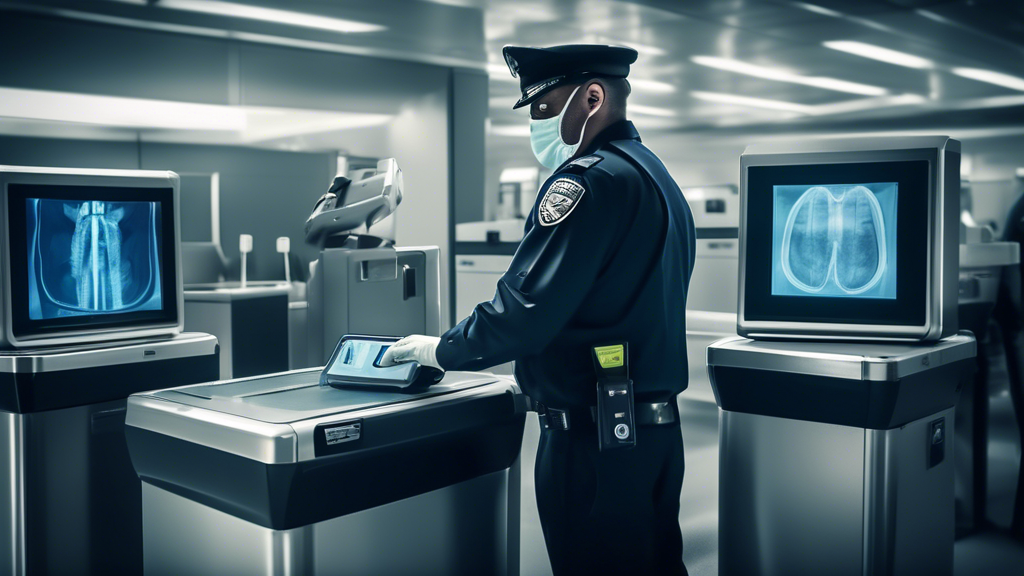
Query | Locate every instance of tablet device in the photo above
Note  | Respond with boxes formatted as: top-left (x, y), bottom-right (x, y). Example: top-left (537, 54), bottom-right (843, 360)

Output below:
top-left (320, 335), bottom-right (443, 391)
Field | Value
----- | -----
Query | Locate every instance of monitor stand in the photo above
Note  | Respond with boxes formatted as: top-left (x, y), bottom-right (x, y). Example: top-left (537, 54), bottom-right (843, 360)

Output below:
top-left (708, 333), bottom-right (976, 576)
top-left (0, 333), bottom-right (219, 576)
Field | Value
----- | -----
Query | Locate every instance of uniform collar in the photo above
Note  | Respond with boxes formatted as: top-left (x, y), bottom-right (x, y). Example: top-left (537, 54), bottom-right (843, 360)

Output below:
top-left (552, 120), bottom-right (641, 173)
top-left (579, 120), bottom-right (641, 157)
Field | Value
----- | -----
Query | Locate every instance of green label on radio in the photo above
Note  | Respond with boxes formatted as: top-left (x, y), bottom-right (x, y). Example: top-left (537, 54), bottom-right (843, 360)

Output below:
top-left (594, 345), bottom-right (624, 369)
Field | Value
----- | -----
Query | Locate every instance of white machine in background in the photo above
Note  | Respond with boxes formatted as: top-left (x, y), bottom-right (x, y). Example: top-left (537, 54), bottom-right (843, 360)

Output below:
top-left (495, 167), bottom-right (541, 221)
top-left (710, 137), bottom-right (972, 576)
top-left (681, 184), bottom-right (741, 404)
top-left (454, 219), bottom-right (525, 375)
top-left (683, 184), bottom-right (740, 314)
top-left (0, 166), bottom-right (220, 575)
top-left (305, 158), bottom-right (440, 366)
top-left (454, 219), bottom-right (524, 317)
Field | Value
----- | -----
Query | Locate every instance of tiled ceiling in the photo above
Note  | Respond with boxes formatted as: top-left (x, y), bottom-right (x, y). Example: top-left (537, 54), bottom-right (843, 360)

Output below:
top-left (464, 0), bottom-right (1024, 135)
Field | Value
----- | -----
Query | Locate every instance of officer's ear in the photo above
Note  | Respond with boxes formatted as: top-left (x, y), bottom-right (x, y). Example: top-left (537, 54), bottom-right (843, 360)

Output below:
top-left (585, 82), bottom-right (605, 114)
top-left (560, 81), bottom-right (605, 145)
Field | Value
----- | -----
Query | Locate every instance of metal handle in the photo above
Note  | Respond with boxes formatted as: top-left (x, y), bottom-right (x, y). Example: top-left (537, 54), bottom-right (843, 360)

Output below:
top-left (403, 265), bottom-right (416, 300)
top-left (91, 406), bottom-right (127, 435)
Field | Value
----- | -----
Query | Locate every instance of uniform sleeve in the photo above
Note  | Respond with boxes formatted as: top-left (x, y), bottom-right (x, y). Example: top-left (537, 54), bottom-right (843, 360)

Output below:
top-left (436, 171), bottom-right (619, 371)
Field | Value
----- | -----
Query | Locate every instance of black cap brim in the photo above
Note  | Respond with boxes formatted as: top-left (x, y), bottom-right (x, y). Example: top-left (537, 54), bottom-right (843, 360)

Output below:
top-left (503, 44), bottom-right (638, 110)
top-left (512, 75), bottom-right (571, 109)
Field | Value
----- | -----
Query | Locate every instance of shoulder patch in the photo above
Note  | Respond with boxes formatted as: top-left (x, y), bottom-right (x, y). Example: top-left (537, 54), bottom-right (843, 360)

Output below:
top-left (538, 176), bottom-right (586, 227)
top-left (566, 155), bottom-right (603, 170)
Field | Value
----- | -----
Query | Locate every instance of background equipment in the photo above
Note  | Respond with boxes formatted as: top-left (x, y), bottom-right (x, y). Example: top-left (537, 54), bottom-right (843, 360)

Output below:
top-left (305, 159), bottom-right (440, 365)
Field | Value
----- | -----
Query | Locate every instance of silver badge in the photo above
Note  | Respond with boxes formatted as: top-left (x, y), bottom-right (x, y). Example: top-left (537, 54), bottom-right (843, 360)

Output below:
top-left (538, 177), bottom-right (585, 227)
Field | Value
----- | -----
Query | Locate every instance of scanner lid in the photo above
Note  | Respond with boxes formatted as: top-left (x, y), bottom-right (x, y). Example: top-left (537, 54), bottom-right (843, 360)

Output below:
top-left (134, 368), bottom-right (500, 425)
top-left (126, 368), bottom-right (519, 465)
top-left (304, 158), bottom-right (402, 245)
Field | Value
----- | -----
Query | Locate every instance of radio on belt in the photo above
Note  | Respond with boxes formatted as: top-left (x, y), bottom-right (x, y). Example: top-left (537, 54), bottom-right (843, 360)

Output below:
top-left (592, 342), bottom-right (636, 451)
top-left (320, 335), bottom-right (443, 391)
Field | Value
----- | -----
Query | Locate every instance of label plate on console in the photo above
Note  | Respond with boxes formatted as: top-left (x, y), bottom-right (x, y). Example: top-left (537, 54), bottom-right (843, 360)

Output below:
top-left (324, 421), bottom-right (361, 445)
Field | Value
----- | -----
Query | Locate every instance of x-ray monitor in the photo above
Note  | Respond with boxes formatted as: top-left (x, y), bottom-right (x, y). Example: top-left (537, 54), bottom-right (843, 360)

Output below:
top-left (26, 198), bottom-right (164, 319)
top-left (771, 182), bottom-right (897, 299)
top-left (738, 136), bottom-right (961, 341)
top-left (6, 183), bottom-right (178, 340)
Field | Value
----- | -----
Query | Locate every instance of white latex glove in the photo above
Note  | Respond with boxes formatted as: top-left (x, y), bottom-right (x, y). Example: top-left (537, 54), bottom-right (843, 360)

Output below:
top-left (379, 335), bottom-right (442, 370)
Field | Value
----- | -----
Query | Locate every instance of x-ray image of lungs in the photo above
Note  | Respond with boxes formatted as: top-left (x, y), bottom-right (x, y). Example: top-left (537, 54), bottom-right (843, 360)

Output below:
top-left (26, 198), bottom-right (163, 320)
top-left (771, 183), bottom-right (897, 299)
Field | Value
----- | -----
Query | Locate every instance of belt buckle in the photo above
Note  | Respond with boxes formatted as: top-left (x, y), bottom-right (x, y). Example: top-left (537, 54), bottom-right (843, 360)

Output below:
top-left (542, 408), bottom-right (570, 431)
top-left (648, 402), bottom-right (674, 425)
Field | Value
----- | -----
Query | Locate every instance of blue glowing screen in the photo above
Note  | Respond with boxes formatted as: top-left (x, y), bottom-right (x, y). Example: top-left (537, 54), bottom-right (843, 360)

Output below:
top-left (771, 183), bottom-right (897, 299)
top-left (324, 339), bottom-right (415, 384)
top-left (26, 199), bottom-right (163, 320)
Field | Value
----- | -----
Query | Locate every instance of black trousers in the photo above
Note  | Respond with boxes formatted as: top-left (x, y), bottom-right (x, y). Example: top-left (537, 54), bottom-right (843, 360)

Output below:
top-left (534, 408), bottom-right (687, 576)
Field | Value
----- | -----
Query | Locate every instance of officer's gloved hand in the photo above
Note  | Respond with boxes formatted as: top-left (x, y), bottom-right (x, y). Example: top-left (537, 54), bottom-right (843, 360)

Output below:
top-left (379, 335), bottom-right (442, 370)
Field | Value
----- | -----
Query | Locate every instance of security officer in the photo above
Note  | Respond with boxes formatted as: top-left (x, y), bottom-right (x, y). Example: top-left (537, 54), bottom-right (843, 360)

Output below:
top-left (382, 44), bottom-right (695, 575)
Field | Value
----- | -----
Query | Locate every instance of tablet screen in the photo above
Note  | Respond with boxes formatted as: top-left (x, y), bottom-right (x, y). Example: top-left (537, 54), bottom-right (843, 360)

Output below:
top-left (324, 338), bottom-right (416, 384)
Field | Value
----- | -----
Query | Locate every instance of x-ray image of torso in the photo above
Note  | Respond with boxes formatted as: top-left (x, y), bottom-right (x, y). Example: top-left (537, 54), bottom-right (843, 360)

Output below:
top-left (771, 183), bottom-right (898, 299)
top-left (27, 199), bottom-right (163, 320)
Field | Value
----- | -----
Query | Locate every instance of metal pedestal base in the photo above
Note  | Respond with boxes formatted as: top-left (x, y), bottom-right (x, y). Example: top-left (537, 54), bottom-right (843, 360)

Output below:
top-left (0, 403), bottom-right (146, 575)
top-left (719, 409), bottom-right (955, 576)
top-left (142, 462), bottom-right (520, 576)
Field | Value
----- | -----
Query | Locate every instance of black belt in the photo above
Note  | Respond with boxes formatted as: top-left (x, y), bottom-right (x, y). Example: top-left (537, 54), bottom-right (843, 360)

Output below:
top-left (534, 400), bottom-right (676, 431)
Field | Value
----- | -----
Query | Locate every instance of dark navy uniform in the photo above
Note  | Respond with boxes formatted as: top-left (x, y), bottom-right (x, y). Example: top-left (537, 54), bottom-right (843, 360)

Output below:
top-left (436, 45), bottom-right (695, 575)
top-left (436, 121), bottom-right (695, 407)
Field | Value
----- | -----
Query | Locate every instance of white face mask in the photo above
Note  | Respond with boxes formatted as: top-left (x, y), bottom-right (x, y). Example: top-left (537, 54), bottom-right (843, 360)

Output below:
top-left (529, 86), bottom-right (602, 170)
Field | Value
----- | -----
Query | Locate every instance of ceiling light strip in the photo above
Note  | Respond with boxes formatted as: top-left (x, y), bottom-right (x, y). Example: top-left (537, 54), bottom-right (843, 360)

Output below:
top-left (823, 41), bottom-right (934, 69)
top-left (0, 3), bottom-right (485, 70)
top-left (0, 87), bottom-right (247, 131)
top-left (690, 56), bottom-right (887, 96)
top-left (629, 78), bottom-right (676, 94)
top-left (691, 91), bottom-right (925, 117)
top-left (630, 104), bottom-right (677, 117)
top-left (158, 0), bottom-right (386, 34)
top-left (690, 91), bottom-right (813, 114)
top-left (951, 68), bottom-right (1024, 92)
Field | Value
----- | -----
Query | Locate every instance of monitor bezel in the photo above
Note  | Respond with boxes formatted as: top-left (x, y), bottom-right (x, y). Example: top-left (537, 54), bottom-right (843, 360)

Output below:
top-left (1, 167), bottom-right (184, 348)
top-left (8, 184), bottom-right (178, 338)
top-left (737, 145), bottom-right (953, 340)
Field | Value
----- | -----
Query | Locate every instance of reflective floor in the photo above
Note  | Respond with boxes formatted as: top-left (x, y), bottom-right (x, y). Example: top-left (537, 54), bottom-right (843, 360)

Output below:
top-left (517, 397), bottom-right (1024, 576)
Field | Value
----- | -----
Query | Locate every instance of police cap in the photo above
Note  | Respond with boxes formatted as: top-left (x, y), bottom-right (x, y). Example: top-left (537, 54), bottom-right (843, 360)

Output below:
top-left (502, 44), bottom-right (639, 110)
